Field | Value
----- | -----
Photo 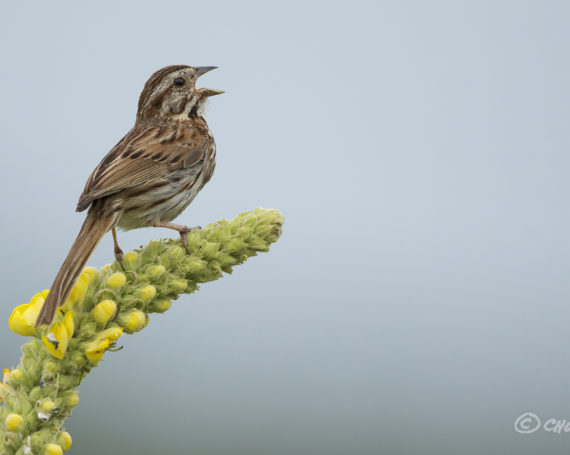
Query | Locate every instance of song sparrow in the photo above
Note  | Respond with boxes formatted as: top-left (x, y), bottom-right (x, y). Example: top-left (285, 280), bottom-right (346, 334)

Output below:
top-left (35, 65), bottom-right (223, 326)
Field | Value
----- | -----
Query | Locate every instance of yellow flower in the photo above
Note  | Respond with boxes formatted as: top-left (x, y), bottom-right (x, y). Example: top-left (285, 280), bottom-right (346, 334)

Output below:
top-left (101, 264), bottom-right (112, 273)
top-left (139, 285), bottom-right (156, 303)
top-left (8, 289), bottom-right (50, 336)
top-left (62, 271), bottom-right (89, 311)
top-left (84, 327), bottom-right (123, 363)
top-left (45, 443), bottom-right (63, 455)
top-left (123, 251), bottom-right (139, 264)
top-left (41, 312), bottom-right (75, 359)
top-left (5, 413), bottom-right (24, 431)
top-left (92, 299), bottom-right (117, 323)
top-left (106, 272), bottom-right (127, 289)
top-left (57, 431), bottom-right (72, 451)
top-left (82, 266), bottom-right (99, 284)
top-left (152, 298), bottom-right (172, 313)
top-left (119, 310), bottom-right (147, 333)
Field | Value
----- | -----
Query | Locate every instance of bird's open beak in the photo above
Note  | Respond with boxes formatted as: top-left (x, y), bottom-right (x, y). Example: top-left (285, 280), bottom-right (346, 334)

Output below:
top-left (195, 66), bottom-right (218, 77)
top-left (195, 68), bottom-right (222, 96)
top-left (198, 88), bottom-right (225, 97)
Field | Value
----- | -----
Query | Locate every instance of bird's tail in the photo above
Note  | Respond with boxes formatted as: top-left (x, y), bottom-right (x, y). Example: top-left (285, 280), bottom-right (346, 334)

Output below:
top-left (35, 208), bottom-right (118, 326)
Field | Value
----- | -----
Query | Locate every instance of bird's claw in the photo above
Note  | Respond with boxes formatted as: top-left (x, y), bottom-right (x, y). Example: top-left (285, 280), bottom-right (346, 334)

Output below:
top-left (179, 225), bottom-right (201, 254)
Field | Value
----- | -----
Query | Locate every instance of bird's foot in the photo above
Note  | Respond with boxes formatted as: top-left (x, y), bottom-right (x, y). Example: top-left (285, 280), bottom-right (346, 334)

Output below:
top-left (179, 225), bottom-right (201, 254)
top-left (114, 245), bottom-right (125, 270)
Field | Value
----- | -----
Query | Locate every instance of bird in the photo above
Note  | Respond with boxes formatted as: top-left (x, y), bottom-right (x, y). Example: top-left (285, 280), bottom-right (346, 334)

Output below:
top-left (35, 65), bottom-right (223, 326)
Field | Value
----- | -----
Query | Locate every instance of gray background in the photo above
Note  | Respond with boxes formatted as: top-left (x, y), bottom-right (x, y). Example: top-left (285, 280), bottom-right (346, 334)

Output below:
top-left (1, 1), bottom-right (569, 454)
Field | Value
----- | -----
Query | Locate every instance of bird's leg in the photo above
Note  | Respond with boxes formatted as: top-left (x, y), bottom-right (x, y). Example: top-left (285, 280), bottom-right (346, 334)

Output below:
top-left (112, 227), bottom-right (125, 269)
top-left (153, 221), bottom-right (201, 253)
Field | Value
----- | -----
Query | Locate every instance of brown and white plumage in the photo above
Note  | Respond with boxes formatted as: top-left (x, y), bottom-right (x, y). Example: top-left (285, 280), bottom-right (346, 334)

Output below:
top-left (36, 65), bottom-right (222, 326)
top-left (78, 119), bottom-right (215, 229)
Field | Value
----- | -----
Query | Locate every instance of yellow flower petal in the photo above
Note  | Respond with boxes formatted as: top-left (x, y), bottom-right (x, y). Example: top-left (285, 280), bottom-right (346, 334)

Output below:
top-left (82, 267), bottom-right (99, 284)
top-left (8, 291), bottom-right (47, 336)
top-left (84, 327), bottom-right (123, 363)
top-left (42, 312), bottom-right (75, 359)
top-left (62, 311), bottom-right (74, 335)
top-left (30, 290), bottom-right (50, 306)
top-left (3, 368), bottom-right (10, 383)
top-left (63, 273), bottom-right (89, 311)
top-left (85, 341), bottom-right (110, 363)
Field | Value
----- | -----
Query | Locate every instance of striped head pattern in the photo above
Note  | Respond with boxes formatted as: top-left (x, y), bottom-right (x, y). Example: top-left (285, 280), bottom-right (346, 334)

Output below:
top-left (136, 65), bottom-right (223, 123)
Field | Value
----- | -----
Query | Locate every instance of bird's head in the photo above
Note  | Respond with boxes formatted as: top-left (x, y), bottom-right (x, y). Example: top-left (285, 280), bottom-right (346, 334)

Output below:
top-left (137, 65), bottom-right (223, 123)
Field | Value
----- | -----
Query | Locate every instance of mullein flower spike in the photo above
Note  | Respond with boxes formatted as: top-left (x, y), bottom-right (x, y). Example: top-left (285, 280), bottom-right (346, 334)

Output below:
top-left (0, 208), bottom-right (283, 454)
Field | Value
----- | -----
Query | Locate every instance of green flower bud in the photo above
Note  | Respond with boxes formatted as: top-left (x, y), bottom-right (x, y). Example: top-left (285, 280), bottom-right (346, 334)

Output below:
top-left (138, 285), bottom-right (156, 303)
top-left (118, 310), bottom-right (147, 333)
top-left (184, 257), bottom-right (206, 274)
top-left (43, 361), bottom-right (58, 374)
top-left (169, 278), bottom-right (188, 293)
top-left (57, 431), bottom-right (72, 451)
top-left (148, 265), bottom-right (166, 278)
top-left (29, 386), bottom-right (42, 402)
top-left (65, 392), bottom-right (79, 408)
top-left (164, 246), bottom-right (186, 264)
top-left (150, 298), bottom-right (172, 313)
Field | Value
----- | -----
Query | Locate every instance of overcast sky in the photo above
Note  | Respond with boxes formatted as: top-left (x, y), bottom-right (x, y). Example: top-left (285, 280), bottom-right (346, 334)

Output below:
top-left (1, 1), bottom-right (570, 454)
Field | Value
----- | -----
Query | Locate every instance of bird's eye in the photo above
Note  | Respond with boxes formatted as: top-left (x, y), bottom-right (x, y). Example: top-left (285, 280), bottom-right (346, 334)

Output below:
top-left (173, 78), bottom-right (186, 87)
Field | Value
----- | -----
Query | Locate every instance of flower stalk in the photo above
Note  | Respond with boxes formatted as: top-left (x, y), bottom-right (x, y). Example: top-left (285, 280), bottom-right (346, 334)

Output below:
top-left (0, 208), bottom-right (283, 454)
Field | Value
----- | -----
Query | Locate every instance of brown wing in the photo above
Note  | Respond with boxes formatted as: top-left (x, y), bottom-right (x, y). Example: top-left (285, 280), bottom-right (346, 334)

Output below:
top-left (77, 124), bottom-right (209, 212)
